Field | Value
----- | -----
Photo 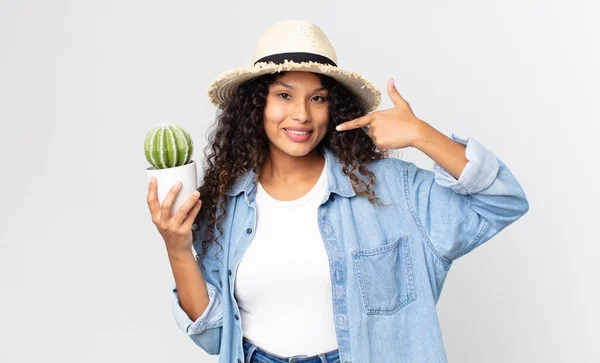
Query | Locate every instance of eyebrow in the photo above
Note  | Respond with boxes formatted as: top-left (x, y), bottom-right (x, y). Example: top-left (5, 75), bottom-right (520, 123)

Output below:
top-left (274, 80), bottom-right (327, 92)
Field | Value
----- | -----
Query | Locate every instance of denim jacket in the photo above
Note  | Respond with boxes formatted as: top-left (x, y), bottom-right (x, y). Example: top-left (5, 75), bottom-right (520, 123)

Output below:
top-left (171, 134), bottom-right (529, 363)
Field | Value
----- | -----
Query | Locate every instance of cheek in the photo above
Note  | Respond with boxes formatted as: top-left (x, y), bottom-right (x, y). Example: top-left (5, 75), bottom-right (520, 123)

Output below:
top-left (264, 101), bottom-right (287, 127)
top-left (316, 108), bottom-right (330, 130)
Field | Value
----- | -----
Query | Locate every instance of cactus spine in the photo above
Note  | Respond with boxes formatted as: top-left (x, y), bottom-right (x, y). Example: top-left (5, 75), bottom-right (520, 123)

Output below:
top-left (144, 123), bottom-right (193, 169)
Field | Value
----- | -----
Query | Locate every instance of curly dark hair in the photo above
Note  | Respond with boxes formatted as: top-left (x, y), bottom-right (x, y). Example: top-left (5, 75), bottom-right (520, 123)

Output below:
top-left (193, 71), bottom-right (389, 262)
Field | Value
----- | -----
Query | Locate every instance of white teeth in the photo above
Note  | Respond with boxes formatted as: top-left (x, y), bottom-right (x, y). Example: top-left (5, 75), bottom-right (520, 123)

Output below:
top-left (286, 129), bottom-right (310, 135)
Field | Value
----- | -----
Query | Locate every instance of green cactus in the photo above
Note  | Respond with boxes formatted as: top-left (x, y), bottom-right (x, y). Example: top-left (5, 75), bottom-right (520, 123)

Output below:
top-left (144, 123), bottom-right (194, 169)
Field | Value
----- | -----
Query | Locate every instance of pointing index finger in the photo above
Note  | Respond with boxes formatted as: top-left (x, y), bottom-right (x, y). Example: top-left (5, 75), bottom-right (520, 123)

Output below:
top-left (336, 114), bottom-right (372, 131)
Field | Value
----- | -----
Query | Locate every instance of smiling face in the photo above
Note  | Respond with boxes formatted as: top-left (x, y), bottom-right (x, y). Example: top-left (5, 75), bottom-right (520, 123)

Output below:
top-left (263, 71), bottom-right (330, 158)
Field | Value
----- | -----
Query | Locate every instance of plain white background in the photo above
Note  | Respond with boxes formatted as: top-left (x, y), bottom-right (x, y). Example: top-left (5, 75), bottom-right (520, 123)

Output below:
top-left (1, 0), bottom-right (598, 362)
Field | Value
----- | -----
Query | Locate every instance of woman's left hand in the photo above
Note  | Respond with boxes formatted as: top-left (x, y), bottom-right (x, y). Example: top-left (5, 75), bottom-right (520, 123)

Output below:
top-left (335, 78), bottom-right (425, 150)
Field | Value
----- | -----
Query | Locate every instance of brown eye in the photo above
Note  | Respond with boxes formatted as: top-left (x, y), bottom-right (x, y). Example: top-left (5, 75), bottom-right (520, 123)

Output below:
top-left (313, 95), bottom-right (327, 102)
top-left (278, 93), bottom-right (291, 99)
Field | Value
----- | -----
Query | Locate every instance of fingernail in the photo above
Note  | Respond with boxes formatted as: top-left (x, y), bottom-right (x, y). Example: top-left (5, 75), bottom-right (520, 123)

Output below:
top-left (175, 181), bottom-right (182, 188)
top-left (336, 125), bottom-right (342, 131)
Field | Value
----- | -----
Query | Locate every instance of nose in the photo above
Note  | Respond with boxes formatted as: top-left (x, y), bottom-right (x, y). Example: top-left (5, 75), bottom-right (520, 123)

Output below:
top-left (291, 99), bottom-right (310, 123)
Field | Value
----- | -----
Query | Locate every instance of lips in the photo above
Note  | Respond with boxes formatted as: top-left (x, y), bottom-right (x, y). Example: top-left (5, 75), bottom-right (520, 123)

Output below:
top-left (283, 128), bottom-right (312, 134)
top-left (283, 128), bottom-right (312, 141)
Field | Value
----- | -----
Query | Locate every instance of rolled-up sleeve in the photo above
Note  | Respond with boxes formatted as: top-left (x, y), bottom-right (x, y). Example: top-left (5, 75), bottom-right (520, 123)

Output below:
top-left (432, 133), bottom-right (500, 195)
top-left (172, 281), bottom-right (223, 334)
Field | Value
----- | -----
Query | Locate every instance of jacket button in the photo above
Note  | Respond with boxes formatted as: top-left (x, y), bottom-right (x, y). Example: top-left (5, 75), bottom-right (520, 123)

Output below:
top-left (246, 227), bottom-right (252, 234)
top-left (238, 359), bottom-right (242, 363)
top-left (234, 314), bottom-right (239, 320)
top-left (329, 194), bottom-right (335, 202)
top-left (228, 269), bottom-right (232, 276)
top-left (335, 269), bottom-right (343, 282)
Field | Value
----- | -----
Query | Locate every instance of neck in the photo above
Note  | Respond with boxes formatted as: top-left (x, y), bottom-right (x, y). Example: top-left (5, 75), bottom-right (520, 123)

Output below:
top-left (260, 146), bottom-right (325, 186)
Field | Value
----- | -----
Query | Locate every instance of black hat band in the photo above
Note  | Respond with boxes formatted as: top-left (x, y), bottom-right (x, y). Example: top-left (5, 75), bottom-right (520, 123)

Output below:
top-left (254, 52), bottom-right (337, 67)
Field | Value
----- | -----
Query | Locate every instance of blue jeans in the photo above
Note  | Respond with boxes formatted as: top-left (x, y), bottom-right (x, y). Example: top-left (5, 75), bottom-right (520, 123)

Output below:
top-left (243, 337), bottom-right (340, 363)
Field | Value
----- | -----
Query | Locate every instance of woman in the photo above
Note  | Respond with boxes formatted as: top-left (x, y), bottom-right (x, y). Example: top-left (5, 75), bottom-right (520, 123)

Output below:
top-left (147, 21), bottom-right (529, 363)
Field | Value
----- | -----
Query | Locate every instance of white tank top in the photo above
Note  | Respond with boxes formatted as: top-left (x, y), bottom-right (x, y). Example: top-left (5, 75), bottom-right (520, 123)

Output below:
top-left (234, 158), bottom-right (339, 356)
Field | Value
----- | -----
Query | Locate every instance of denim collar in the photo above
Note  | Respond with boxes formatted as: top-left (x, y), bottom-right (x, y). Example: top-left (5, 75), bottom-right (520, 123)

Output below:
top-left (225, 146), bottom-right (356, 201)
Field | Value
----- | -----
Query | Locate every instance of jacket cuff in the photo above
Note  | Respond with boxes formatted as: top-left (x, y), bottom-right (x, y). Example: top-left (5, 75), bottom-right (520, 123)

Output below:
top-left (433, 133), bottom-right (500, 195)
top-left (172, 282), bottom-right (223, 335)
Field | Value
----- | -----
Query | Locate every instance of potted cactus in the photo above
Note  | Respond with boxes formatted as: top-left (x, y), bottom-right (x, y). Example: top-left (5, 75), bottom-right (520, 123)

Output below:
top-left (145, 123), bottom-right (198, 217)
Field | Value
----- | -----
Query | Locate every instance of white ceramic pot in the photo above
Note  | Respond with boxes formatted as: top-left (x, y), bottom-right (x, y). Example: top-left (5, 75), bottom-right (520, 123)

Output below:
top-left (146, 160), bottom-right (198, 217)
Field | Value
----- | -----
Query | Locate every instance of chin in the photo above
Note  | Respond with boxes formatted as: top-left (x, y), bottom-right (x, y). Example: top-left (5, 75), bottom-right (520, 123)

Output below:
top-left (273, 142), bottom-right (317, 157)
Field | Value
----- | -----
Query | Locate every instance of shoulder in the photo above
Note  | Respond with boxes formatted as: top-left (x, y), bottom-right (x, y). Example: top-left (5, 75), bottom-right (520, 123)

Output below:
top-left (368, 156), bottom-right (411, 176)
top-left (355, 157), bottom-right (413, 198)
top-left (363, 157), bottom-right (437, 199)
top-left (369, 156), bottom-right (435, 182)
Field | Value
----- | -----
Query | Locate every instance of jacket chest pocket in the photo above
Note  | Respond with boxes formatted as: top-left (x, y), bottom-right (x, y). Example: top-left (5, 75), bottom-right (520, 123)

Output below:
top-left (352, 235), bottom-right (416, 315)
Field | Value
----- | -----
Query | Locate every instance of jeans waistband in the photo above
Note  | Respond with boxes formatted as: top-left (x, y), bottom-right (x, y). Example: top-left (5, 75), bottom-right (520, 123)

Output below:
top-left (242, 337), bottom-right (340, 363)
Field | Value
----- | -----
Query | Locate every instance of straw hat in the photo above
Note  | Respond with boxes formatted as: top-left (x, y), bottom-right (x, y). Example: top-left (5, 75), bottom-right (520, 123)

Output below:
top-left (207, 20), bottom-right (381, 112)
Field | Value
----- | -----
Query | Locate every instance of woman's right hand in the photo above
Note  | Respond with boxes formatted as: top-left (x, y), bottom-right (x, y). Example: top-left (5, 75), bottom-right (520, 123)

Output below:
top-left (147, 177), bottom-right (203, 256)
